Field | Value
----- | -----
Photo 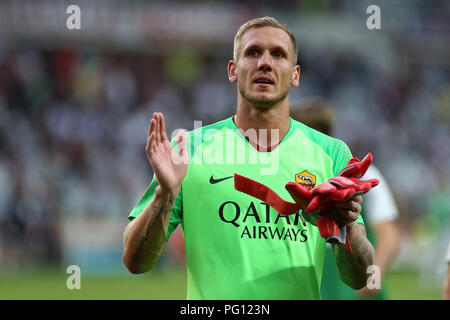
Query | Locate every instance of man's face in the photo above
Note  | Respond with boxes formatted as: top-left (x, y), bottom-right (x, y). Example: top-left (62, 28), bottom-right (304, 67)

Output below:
top-left (228, 26), bottom-right (300, 108)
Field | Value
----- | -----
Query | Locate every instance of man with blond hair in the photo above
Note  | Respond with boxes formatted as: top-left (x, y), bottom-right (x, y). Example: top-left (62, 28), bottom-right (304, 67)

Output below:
top-left (122, 16), bottom-right (375, 299)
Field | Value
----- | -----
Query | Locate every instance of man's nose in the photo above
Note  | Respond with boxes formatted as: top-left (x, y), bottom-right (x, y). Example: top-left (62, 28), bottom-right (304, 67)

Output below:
top-left (257, 51), bottom-right (273, 72)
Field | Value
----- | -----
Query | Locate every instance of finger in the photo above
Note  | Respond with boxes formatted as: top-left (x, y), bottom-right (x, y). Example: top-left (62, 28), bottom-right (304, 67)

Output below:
top-left (333, 199), bottom-right (361, 213)
top-left (148, 116), bottom-right (156, 139)
top-left (147, 132), bottom-right (156, 159)
top-left (171, 130), bottom-right (188, 166)
top-left (177, 130), bottom-right (188, 164)
top-left (352, 195), bottom-right (363, 204)
top-left (155, 113), bottom-right (161, 144)
top-left (146, 118), bottom-right (156, 151)
top-left (159, 113), bottom-right (169, 142)
top-left (339, 194), bottom-right (362, 205)
top-left (329, 189), bottom-right (363, 202)
top-left (177, 130), bottom-right (186, 155)
top-left (335, 208), bottom-right (359, 223)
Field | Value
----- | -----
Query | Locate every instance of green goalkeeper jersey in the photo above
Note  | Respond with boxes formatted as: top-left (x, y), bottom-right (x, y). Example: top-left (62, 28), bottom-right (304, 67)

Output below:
top-left (129, 116), bottom-right (364, 300)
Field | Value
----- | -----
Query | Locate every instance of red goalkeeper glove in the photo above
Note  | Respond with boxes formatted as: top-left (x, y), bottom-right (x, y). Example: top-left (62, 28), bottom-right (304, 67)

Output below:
top-left (234, 153), bottom-right (379, 252)
top-left (286, 153), bottom-right (379, 251)
top-left (305, 175), bottom-right (380, 213)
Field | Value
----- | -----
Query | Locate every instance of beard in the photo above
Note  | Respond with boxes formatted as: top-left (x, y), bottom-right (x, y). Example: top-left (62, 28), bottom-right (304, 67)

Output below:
top-left (238, 82), bottom-right (290, 108)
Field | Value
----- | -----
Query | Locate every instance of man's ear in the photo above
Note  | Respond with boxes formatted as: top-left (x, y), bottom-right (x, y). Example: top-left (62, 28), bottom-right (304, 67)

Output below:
top-left (228, 60), bottom-right (237, 83)
top-left (291, 65), bottom-right (300, 87)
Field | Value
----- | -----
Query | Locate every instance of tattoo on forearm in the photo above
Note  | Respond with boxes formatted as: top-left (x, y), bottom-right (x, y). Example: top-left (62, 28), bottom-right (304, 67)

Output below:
top-left (335, 225), bottom-right (375, 287)
top-left (350, 229), bottom-right (375, 268)
top-left (132, 196), bottom-right (174, 262)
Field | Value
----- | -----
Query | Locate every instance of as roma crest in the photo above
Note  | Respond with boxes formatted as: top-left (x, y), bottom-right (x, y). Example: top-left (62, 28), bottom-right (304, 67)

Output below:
top-left (295, 171), bottom-right (316, 190)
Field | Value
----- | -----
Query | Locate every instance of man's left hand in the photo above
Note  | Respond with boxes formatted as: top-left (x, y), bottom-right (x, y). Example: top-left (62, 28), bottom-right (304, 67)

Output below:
top-left (325, 194), bottom-right (362, 226)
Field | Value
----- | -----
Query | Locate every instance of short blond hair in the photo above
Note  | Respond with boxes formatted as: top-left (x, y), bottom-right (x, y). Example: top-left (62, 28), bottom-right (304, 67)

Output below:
top-left (233, 16), bottom-right (298, 64)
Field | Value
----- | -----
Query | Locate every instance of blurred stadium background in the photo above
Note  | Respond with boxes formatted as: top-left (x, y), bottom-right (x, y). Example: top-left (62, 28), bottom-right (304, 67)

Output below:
top-left (0, 0), bottom-right (449, 299)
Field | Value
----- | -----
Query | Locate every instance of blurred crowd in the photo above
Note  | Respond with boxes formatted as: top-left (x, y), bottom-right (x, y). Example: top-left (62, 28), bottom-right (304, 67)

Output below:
top-left (0, 1), bottom-right (449, 273)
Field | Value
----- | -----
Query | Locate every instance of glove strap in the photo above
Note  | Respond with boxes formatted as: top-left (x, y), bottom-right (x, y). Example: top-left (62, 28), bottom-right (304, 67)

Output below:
top-left (234, 173), bottom-right (353, 252)
top-left (318, 217), bottom-right (352, 252)
top-left (234, 173), bottom-right (300, 215)
top-left (336, 226), bottom-right (352, 253)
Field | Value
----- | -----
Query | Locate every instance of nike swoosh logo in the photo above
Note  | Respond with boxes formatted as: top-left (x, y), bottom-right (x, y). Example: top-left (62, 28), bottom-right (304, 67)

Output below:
top-left (209, 175), bottom-right (233, 184)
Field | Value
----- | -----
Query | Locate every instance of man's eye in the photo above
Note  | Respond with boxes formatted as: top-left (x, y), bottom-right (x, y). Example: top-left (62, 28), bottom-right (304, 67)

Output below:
top-left (273, 51), bottom-right (283, 58)
top-left (248, 49), bottom-right (259, 56)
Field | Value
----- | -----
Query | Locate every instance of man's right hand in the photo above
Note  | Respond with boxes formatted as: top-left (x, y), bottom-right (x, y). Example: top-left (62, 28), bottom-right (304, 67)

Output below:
top-left (123, 112), bottom-right (188, 274)
top-left (146, 112), bottom-right (188, 195)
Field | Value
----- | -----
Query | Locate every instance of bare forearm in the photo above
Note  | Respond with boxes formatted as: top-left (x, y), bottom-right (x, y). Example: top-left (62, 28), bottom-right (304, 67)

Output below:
top-left (333, 223), bottom-right (375, 290)
top-left (123, 187), bottom-right (177, 274)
